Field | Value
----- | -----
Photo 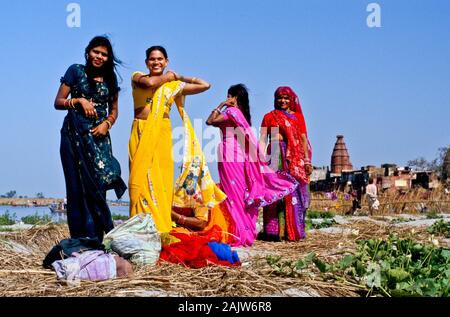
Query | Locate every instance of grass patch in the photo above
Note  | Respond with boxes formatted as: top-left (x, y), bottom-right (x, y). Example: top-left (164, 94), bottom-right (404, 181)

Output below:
top-left (426, 211), bottom-right (443, 219)
top-left (307, 210), bottom-right (335, 219)
top-left (112, 214), bottom-right (129, 221)
top-left (21, 213), bottom-right (53, 225)
top-left (0, 211), bottom-right (16, 225)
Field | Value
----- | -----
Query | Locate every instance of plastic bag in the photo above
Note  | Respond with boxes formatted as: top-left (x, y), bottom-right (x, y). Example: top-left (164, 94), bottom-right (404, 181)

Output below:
top-left (104, 213), bottom-right (161, 266)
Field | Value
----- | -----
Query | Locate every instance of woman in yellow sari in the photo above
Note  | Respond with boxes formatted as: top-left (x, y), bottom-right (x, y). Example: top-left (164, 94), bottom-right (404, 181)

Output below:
top-left (128, 46), bottom-right (214, 233)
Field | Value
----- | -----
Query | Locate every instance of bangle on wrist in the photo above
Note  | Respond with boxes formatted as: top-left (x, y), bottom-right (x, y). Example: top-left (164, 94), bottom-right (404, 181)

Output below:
top-left (107, 115), bottom-right (116, 125)
top-left (103, 120), bottom-right (112, 130)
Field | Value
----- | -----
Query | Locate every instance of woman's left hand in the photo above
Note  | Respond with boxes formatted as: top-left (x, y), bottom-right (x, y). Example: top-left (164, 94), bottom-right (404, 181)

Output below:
top-left (167, 69), bottom-right (179, 81)
top-left (90, 122), bottom-right (109, 138)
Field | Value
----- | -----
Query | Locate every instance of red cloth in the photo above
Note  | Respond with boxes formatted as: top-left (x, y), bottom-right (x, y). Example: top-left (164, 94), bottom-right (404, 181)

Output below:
top-left (159, 226), bottom-right (241, 268)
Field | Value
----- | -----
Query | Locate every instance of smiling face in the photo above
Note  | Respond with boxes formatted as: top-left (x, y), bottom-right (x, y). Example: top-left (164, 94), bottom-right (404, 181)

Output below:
top-left (276, 94), bottom-right (291, 111)
top-left (88, 45), bottom-right (109, 68)
top-left (146, 49), bottom-right (168, 76)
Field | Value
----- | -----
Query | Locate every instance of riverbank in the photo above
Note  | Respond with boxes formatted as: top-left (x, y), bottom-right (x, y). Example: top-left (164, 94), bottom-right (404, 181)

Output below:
top-left (0, 198), bottom-right (129, 207)
top-left (0, 212), bottom-right (449, 297)
top-left (0, 198), bottom-right (62, 207)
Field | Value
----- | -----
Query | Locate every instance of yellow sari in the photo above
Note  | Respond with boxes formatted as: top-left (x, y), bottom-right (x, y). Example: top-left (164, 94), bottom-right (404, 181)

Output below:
top-left (129, 80), bottom-right (185, 233)
top-left (129, 78), bottom-right (228, 237)
top-left (172, 103), bottom-right (226, 209)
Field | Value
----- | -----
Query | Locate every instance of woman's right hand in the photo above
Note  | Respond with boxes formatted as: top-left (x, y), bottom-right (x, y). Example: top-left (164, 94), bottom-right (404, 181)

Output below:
top-left (220, 97), bottom-right (237, 109)
top-left (78, 98), bottom-right (97, 118)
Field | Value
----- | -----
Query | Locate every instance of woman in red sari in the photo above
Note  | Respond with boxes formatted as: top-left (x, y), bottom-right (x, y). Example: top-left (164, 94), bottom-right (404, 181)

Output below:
top-left (259, 86), bottom-right (313, 241)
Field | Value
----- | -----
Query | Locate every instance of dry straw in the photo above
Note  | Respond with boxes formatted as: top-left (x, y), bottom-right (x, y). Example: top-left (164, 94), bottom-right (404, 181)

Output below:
top-left (0, 218), bottom-right (446, 297)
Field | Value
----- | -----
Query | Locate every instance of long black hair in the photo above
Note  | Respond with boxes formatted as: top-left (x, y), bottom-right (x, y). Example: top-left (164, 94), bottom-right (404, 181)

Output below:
top-left (228, 84), bottom-right (251, 125)
top-left (84, 35), bottom-right (122, 100)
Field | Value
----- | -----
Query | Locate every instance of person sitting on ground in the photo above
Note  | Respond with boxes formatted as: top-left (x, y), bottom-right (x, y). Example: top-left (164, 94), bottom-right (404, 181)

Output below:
top-left (171, 206), bottom-right (209, 231)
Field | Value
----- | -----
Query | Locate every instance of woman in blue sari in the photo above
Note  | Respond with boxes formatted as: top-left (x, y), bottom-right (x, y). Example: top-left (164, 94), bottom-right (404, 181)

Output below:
top-left (54, 36), bottom-right (126, 242)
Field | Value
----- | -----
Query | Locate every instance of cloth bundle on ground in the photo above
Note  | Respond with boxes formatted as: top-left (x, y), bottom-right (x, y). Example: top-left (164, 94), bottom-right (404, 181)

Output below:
top-left (51, 250), bottom-right (133, 282)
top-left (103, 213), bottom-right (161, 266)
top-left (43, 237), bottom-right (105, 269)
top-left (52, 250), bottom-right (117, 282)
top-left (159, 226), bottom-right (241, 268)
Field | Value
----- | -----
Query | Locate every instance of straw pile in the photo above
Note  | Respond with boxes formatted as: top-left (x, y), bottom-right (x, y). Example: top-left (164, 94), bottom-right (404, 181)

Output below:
top-left (0, 217), bottom-right (446, 297)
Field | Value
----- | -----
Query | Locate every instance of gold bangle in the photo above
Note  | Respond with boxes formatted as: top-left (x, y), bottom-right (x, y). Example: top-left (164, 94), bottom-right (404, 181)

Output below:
top-left (103, 120), bottom-right (112, 130)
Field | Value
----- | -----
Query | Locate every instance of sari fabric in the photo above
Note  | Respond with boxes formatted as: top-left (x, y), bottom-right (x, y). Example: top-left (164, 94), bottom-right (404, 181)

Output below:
top-left (60, 64), bottom-right (126, 242)
top-left (260, 86), bottom-right (312, 241)
top-left (128, 80), bottom-right (185, 233)
top-left (172, 102), bottom-right (227, 210)
top-left (129, 79), bottom-right (227, 236)
top-left (217, 107), bottom-right (298, 247)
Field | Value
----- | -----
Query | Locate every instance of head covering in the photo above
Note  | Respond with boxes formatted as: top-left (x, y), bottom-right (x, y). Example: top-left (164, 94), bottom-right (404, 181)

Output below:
top-left (274, 86), bottom-right (303, 115)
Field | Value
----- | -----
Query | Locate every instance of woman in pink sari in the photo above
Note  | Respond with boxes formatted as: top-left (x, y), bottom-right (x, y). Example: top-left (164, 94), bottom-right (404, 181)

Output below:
top-left (206, 84), bottom-right (298, 247)
top-left (260, 86), bottom-right (313, 241)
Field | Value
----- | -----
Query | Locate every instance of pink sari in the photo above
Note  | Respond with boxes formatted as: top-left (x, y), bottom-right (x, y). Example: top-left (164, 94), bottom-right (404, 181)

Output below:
top-left (217, 107), bottom-right (298, 247)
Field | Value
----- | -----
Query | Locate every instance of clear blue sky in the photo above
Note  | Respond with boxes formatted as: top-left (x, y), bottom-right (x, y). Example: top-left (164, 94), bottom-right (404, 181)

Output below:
top-left (0, 0), bottom-right (449, 199)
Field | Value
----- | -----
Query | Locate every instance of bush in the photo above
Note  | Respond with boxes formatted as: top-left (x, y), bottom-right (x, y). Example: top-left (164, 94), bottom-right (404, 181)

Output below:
top-left (21, 213), bottom-right (53, 225)
top-left (0, 211), bottom-right (16, 225)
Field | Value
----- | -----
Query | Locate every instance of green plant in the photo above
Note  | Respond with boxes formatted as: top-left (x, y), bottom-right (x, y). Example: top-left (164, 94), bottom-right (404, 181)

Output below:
top-left (307, 210), bottom-right (335, 219)
top-left (112, 214), bottom-right (129, 221)
top-left (313, 235), bottom-right (450, 297)
top-left (21, 213), bottom-right (53, 225)
top-left (266, 253), bottom-right (316, 277)
top-left (306, 218), bottom-right (337, 230)
top-left (427, 220), bottom-right (450, 238)
top-left (0, 211), bottom-right (16, 225)
top-left (426, 212), bottom-right (443, 220)
top-left (391, 217), bottom-right (415, 224)
top-left (268, 235), bottom-right (450, 297)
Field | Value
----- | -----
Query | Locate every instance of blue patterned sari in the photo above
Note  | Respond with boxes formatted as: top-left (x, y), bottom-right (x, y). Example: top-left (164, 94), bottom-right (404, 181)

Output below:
top-left (60, 64), bottom-right (126, 241)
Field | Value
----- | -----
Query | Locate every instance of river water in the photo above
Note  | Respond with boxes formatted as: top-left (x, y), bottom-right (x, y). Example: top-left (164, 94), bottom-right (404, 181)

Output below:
top-left (0, 205), bottom-right (129, 223)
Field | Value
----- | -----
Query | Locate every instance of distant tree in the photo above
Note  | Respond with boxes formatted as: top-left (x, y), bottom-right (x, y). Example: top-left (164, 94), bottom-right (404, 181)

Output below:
top-left (5, 190), bottom-right (17, 198)
top-left (407, 146), bottom-right (449, 175)
top-left (407, 157), bottom-right (430, 171)
top-left (36, 192), bottom-right (45, 199)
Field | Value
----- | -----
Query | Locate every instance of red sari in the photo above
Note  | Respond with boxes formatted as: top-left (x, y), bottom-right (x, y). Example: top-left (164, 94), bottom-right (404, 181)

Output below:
top-left (260, 86), bottom-right (312, 241)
